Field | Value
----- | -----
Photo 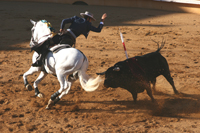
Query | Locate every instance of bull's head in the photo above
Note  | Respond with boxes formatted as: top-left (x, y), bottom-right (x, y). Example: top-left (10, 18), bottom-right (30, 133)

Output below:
top-left (97, 61), bottom-right (130, 88)
top-left (96, 66), bottom-right (120, 75)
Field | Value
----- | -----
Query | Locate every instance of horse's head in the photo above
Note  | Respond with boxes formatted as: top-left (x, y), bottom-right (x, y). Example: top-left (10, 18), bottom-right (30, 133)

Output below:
top-left (30, 19), bottom-right (55, 48)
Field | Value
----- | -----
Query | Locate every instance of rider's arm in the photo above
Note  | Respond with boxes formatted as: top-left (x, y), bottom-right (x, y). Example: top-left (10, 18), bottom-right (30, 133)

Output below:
top-left (89, 13), bottom-right (107, 33)
top-left (90, 23), bottom-right (104, 32)
top-left (60, 16), bottom-right (75, 32)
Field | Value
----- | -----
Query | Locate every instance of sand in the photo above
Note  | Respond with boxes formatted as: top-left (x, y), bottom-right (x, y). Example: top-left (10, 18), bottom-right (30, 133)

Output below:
top-left (1, 1), bottom-right (200, 132)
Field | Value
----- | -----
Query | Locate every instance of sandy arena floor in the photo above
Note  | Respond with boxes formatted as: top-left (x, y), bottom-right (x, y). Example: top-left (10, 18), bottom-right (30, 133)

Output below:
top-left (1, 1), bottom-right (200, 132)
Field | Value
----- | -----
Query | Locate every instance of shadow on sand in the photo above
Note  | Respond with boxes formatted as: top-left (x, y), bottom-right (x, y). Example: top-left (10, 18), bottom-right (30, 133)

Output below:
top-left (56, 91), bottom-right (200, 119)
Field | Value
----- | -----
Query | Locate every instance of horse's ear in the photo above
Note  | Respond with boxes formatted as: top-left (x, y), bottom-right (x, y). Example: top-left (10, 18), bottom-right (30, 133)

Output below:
top-left (30, 19), bottom-right (36, 25)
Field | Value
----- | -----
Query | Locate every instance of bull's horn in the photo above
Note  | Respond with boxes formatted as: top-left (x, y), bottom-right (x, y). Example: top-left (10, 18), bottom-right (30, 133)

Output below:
top-left (113, 67), bottom-right (120, 71)
top-left (96, 71), bottom-right (106, 75)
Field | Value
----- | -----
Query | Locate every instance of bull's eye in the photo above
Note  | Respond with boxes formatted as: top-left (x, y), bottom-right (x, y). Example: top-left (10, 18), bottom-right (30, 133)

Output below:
top-left (113, 67), bottom-right (120, 71)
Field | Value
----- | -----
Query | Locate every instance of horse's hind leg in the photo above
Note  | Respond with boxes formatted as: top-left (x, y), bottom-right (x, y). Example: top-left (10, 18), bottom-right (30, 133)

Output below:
top-left (52, 73), bottom-right (78, 104)
top-left (33, 71), bottom-right (47, 98)
top-left (23, 66), bottom-right (41, 91)
top-left (46, 73), bottom-right (70, 109)
top-left (53, 81), bottom-right (72, 105)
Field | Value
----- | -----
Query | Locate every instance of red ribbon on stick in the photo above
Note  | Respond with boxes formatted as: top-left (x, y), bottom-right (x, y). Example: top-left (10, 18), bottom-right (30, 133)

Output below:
top-left (119, 28), bottom-right (128, 59)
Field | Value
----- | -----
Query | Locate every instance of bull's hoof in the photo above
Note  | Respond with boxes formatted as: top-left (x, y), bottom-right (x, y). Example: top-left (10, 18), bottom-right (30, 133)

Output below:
top-left (151, 99), bottom-right (156, 103)
top-left (174, 90), bottom-right (179, 94)
top-left (26, 84), bottom-right (33, 91)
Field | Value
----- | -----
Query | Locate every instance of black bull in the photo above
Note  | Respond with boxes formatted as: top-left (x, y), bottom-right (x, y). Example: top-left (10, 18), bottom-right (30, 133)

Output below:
top-left (97, 44), bottom-right (178, 102)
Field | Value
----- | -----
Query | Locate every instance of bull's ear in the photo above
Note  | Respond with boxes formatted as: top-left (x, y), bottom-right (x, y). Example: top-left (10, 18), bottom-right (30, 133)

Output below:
top-left (113, 67), bottom-right (120, 71)
top-left (30, 19), bottom-right (36, 25)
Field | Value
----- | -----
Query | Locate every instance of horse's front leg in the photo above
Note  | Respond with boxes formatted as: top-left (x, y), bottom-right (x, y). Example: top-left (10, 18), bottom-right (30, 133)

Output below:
top-left (33, 71), bottom-right (47, 98)
top-left (23, 66), bottom-right (41, 91)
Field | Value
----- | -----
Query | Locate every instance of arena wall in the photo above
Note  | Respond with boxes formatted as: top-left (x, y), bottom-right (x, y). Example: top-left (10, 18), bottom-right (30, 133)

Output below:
top-left (3, 0), bottom-right (200, 14)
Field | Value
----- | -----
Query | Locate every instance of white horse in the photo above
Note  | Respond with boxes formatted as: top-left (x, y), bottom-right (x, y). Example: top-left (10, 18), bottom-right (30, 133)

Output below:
top-left (23, 19), bottom-right (101, 109)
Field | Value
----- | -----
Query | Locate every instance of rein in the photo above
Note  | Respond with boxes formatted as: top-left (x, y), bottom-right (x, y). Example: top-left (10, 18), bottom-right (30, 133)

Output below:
top-left (37, 33), bottom-right (52, 42)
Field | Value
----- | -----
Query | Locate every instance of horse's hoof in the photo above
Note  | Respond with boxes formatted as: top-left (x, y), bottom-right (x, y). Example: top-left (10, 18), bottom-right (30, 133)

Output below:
top-left (45, 99), bottom-right (53, 109)
top-left (37, 93), bottom-right (43, 98)
top-left (26, 84), bottom-right (33, 91)
top-left (45, 103), bottom-right (53, 109)
top-left (45, 106), bottom-right (50, 110)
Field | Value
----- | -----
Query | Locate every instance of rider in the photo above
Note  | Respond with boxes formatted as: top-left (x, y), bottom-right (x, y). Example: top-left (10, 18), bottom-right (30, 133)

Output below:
top-left (59, 11), bottom-right (107, 47)
top-left (31, 11), bottom-right (107, 67)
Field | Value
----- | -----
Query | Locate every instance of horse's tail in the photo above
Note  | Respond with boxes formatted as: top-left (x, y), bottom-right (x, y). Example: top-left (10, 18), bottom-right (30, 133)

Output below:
top-left (78, 57), bottom-right (101, 92)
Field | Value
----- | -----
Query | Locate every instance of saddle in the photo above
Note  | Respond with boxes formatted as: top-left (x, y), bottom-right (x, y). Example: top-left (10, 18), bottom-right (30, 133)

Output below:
top-left (50, 44), bottom-right (71, 53)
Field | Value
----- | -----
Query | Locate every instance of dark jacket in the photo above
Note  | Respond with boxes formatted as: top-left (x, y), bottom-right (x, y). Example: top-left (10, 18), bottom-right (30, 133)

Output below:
top-left (60, 16), bottom-right (104, 38)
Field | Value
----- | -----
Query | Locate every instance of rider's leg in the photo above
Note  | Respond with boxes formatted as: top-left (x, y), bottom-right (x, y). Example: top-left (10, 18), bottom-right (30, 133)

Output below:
top-left (60, 34), bottom-right (74, 46)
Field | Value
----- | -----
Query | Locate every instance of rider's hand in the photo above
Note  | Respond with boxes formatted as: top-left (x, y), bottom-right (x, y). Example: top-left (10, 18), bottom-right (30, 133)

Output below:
top-left (60, 29), bottom-right (64, 33)
top-left (101, 13), bottom-right (107, 22)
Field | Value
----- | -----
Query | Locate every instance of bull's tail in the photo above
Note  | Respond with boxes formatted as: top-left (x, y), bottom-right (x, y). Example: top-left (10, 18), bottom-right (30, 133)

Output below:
top-left (152, 39), bottom-right (165, 53)
top-left (78, 56), bottom-right (101, 92)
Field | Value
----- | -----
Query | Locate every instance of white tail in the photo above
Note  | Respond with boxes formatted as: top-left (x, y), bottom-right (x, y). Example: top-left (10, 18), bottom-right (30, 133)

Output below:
top-left (78, 58), bottom-right (101, 92)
